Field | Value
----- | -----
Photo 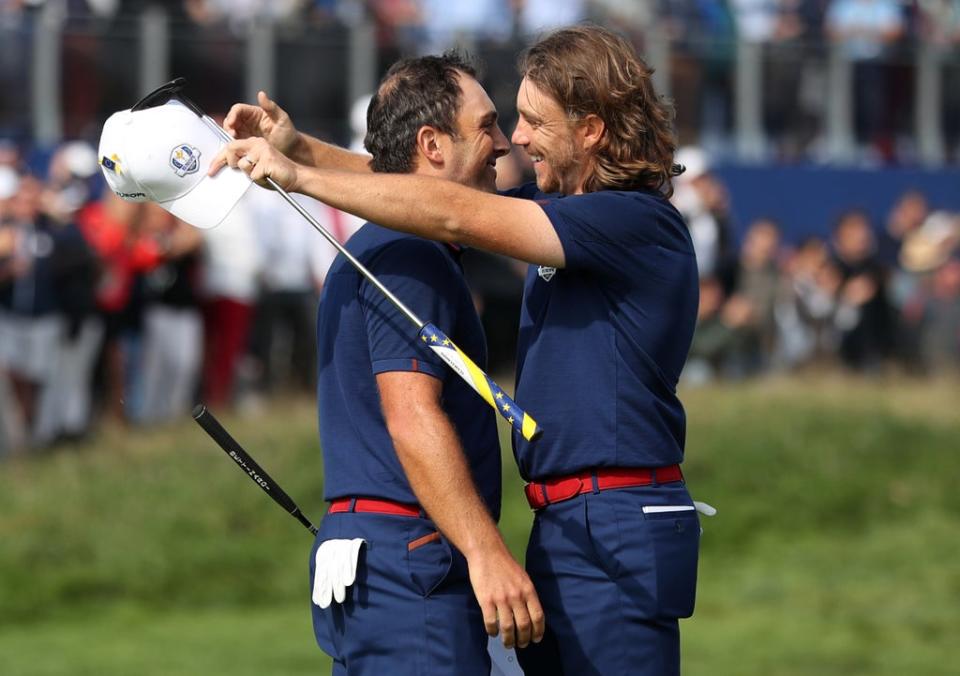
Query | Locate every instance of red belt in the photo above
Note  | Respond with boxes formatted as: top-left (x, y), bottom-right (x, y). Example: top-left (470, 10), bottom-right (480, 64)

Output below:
top-left (328, 497), bottom-right (422, 517)
top-left (524, 465), bottom-right (683, 510)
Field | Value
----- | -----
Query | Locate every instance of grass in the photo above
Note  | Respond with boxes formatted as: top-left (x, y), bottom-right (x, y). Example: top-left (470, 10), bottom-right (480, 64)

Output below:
top-left (1, 377), bottom-right (958, 674)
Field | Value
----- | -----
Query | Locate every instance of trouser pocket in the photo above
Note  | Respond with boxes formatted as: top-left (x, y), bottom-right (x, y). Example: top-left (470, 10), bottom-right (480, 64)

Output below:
top-left (406, 523), bottom-right (453, 597)
top-left (642, 506), bottom-right (700, 618)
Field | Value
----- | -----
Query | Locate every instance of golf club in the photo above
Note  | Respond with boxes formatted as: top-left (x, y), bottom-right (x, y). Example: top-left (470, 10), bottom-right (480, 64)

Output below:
top-left (192, 404), bottom-right (318, 535)
top-left (132, 79), bottom-right (542, 442)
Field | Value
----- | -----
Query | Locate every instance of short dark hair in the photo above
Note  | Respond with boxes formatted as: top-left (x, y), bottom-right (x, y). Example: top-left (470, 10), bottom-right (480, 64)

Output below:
top-left (364, 51), bottom-right (477, 174)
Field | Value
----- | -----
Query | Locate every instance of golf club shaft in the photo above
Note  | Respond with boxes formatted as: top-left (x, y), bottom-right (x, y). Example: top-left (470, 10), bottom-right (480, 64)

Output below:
top-left (192, 404), bottom-right (318, 535)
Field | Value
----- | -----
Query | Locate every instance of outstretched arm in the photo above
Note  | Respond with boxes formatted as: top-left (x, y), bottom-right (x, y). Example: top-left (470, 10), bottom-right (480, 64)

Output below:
top-left (222, 91), bottom-right (372, 174)
top-left (377, 370), bottom-right (545, 649)
top-left (210, 138), bottom-right (565, 267)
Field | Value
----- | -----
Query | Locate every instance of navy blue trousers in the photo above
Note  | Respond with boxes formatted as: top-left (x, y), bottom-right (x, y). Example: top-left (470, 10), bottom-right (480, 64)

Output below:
top-left (309, 511), bottom-right (490, 675)
top-left (516, 482), bottom-right (700, 676)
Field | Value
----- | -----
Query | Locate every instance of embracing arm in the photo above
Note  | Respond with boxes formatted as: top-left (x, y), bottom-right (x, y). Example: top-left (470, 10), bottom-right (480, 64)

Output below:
top-left (210, 137), bottom-right (565, 267)
top-left (377, 371), bottom-right (544, 649)
top-left (222, 91), bottom-right (372, 174)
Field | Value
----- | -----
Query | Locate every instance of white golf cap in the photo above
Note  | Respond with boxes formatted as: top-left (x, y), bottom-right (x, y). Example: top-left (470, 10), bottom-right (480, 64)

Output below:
top-left (98, 99), bottom-right (251, 229)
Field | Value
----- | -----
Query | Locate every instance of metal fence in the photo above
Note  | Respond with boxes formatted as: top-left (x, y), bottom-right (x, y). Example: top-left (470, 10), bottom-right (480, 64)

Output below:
top-left (2, 3), bottom-right (959, 166)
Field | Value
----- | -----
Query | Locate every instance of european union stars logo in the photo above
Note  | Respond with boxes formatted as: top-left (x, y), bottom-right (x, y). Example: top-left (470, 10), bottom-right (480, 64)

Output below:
top-left (99, 154), bottom-right (122, 175)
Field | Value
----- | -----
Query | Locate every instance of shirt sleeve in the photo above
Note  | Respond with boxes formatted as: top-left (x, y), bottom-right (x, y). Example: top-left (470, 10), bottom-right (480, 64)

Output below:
top-left (358, 238), bottom-right (461, 380)
top-left (539, 191), bottom-right (694, 281)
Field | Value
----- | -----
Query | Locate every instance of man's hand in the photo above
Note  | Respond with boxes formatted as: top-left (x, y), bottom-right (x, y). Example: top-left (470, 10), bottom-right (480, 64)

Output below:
top-left (467, 545), bottom-right (545, 649)
top-left (209, 138), bottom-right (300, 192)
top-left (223, 91), bottom-right (301, 157)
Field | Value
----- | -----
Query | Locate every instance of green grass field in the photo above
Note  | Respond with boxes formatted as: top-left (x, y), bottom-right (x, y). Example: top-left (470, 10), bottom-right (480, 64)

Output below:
top-left (2, 376), bottom-right (958, 675)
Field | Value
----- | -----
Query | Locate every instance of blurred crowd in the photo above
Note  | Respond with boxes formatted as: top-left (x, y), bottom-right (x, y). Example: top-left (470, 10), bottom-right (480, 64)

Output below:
top-left (2, 2), bottom-right (960, 456)
top-left (674, 145), bottom-right (960, 384)
top-left (0, 139), bottom-right (365, 455)
top-left (2, 135), bottom-right (957, 457)
top-left (3, 1), bottom-right (960, 161)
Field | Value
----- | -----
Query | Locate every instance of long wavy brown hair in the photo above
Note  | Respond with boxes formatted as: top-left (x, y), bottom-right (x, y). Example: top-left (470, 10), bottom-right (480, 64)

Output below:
top-left (518, 25), bottom-right (681, 196)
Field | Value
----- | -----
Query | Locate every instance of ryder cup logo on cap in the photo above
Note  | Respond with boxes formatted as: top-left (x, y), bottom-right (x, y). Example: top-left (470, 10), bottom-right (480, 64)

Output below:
top-left (170, 144), bottom-right (201, 177)
top-left (98, 100), bottom-right (251, 229)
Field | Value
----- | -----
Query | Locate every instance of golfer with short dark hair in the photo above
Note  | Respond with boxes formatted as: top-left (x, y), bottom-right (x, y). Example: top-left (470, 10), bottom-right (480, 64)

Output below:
top-left (224, 53), bottom-right (542, 674)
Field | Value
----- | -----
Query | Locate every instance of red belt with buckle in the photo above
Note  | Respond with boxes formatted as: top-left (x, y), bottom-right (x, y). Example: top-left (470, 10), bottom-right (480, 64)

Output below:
top-left (524, 465), bottom-right (684, 510)
top-left (328, 497), bottom-right (421, 517)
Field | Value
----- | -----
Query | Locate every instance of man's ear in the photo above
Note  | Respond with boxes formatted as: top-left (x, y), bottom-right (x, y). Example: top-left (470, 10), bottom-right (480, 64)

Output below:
top-left (579, 114), bottom-right (605, 151)
top-left (416, 126), bottom-right (445, 166)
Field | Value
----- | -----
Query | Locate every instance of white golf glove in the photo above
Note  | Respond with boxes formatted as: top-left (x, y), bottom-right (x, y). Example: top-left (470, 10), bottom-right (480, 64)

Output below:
top-left (693, 500), bottom-right (717, 536)
top-left (694, 500), bottom-right (717, 516)
top-left (312, 538), bottom-right (366, 609)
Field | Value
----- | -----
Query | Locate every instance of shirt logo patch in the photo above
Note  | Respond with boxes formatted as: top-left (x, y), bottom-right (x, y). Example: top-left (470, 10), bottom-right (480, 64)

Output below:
top-left (537, 266), bottom-right (556, 282)
top-left (170, 144), bottom-right (201, 177)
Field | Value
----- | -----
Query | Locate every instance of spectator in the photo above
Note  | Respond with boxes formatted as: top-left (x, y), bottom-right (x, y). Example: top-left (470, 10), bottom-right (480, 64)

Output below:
top-left (672, 146), bottom-right (737, 290)
top-left (881, 189), bottom-right (929, 268)
top-left (776, 236), bottom-right (843, 367)
top-left (76, 191), bottom-right (162, 423)
top-left (41, 141), bottom-right (102, 442)
top-left (0, 175), bottom-right (65, 446)
top-left (830, 209), bottom-right (894, 370)
top-left (246, 189), bottom-right (336, 400)
top-left (200, 193), bottom-right (262, 408)
top-left (685, 276), bottom-right (737, 383)
top-left (898, 211), bottom-right (960, 372)
top-left (662, 0), bottom-right (737, 152)
top-left (726, 218), bottom-right (784, 373)
top-left (139, 206), bottom-right (204, 425)
top-left (826, 0), bottom-right (906, 161)
top-left (916, 0), bottom-right (960, 161)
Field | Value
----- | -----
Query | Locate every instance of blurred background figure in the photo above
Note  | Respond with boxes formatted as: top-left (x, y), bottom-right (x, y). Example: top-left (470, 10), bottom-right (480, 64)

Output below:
top-left (776, 236), bottom-right (843, 369)
top-left (897, 211), bottom-right (960, 373)
top-left (830, 209), bottom-right (894, 371)
top-left (245, 190), bottom-right (341, 406)
top-left (724, 217), bottom-right (783, 375)
top-left (38, 140), bottom-right (101, 443)
top-left (139, 206), bottom-right (204, 425)
top-left (199, 195), bottom-right (261, 409)
top-left (77, 191), bottom-right (160, 426)
top-left (825, 0), bottom-right (905, 162)
top-left (672, 146), bottom-right (737, 290)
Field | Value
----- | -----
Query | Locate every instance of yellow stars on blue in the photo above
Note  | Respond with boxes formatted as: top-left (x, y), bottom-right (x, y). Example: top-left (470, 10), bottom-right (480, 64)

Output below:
top-left (507, 416), bottom-right (515, 425)
top-left (501, 403), bottom-right (511, 412)
top-left (441, 338), bottom-right (450, 346)
top-left (421, 335), bottom-right (427, 342)
top-left (495, 392), bottom-right (504, 400)
top-left (99, 153), bottom-right (123, 175)
top-left (430, 334), bottom-right (439, 343)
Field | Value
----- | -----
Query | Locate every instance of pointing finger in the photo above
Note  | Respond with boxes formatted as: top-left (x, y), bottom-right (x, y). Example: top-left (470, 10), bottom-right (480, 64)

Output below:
top-left (222, 103), bottom-right (244, 138)
top-left (258, 91), bottom-right (280, 119)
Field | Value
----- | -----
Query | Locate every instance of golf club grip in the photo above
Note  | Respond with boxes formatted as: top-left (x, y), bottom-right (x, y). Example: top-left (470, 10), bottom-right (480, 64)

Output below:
top-left (192, 405), bottom-right (318, 535)
top-left (418, 323), bottom-right (542, 441)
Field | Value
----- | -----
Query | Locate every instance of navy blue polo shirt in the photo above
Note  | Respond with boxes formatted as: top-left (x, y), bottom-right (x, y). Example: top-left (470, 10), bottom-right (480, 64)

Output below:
top-left (317, 223), bottom-right (501, 519)
top-left (506, 184), bottom-right (699, 480)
